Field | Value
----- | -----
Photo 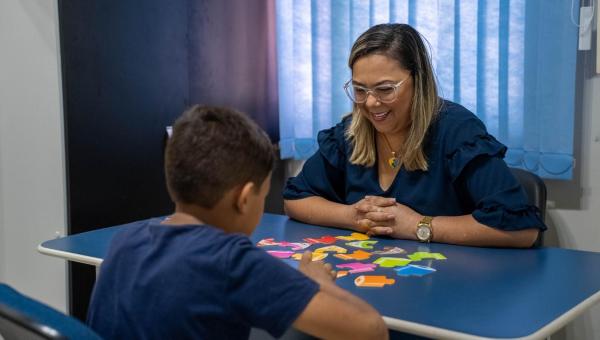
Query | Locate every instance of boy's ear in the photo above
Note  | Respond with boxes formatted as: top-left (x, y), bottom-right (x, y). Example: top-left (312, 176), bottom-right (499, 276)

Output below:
top-left (235, 182), bottom-right (256, 214)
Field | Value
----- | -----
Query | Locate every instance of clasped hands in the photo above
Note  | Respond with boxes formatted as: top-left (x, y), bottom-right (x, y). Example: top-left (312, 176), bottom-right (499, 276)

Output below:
top-left (352, 195), bottom-right (422, 240)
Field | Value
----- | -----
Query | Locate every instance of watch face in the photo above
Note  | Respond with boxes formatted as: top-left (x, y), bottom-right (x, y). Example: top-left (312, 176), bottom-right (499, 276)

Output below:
top-left (417, 225), bottom-right (431, 241)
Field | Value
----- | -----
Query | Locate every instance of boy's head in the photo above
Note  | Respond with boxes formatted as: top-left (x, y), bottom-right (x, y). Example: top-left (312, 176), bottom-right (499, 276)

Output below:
top-left (165, 105), bottom-right (275, 232)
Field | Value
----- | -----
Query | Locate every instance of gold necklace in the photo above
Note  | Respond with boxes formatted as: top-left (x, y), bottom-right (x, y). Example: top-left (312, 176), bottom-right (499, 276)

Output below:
top-left (381, 134), bottom-right (400, 169)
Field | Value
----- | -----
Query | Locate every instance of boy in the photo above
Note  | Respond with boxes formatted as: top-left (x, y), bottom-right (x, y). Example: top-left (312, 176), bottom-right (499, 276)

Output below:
top-left (87, 106), bottom-right (387, 339)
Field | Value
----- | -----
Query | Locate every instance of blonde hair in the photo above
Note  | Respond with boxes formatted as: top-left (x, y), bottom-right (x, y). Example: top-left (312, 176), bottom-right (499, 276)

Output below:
top-left (345, 24), bottom-right (441, 171)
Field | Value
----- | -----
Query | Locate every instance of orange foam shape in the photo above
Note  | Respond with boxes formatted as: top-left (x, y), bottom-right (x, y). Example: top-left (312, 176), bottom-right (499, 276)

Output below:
top-left (334, 250), bottom-right (372, 261)
top-left (354, 275), bottom-right (395, 288)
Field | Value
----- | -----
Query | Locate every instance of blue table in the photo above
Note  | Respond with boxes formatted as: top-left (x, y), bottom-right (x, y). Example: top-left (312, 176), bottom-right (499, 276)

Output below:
top-left (39, 213), bottom-right (600, 340)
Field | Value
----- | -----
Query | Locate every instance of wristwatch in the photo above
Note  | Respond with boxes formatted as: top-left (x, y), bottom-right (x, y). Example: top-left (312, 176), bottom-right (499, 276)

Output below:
top-left (416, 216), bottom-right (433, 243)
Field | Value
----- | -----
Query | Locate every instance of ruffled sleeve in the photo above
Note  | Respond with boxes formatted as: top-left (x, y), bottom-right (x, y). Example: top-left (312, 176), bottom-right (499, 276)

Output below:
top-left (282, 119), bottom-right (349, 203)
top-left (444, 115), bottom-right (507, 181)
top-left (441, 108), bottom-right (546, 231)
top-left (459, 156), bottom-right (547, 231)
top-left (316, 121), bottom-right (346, 169)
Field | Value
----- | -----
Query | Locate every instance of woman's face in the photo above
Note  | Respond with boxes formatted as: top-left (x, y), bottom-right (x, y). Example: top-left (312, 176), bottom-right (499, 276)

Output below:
top-left (351, 54), bottom-right (414, 135)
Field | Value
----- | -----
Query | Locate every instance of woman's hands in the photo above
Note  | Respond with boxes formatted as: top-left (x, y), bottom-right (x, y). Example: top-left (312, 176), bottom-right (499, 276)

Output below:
top-left (352, 195), bottom-right (422, 240)
top-left (351, 196), bottom-right (395, 234)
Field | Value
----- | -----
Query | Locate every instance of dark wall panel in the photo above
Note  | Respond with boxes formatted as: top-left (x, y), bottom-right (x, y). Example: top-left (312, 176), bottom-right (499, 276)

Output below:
top-left (59, 0), bottom-right (190, 319)
top-left (60, 0), bottom-right (279, 321)
top-left (189, 0), bottom-right (279, 141)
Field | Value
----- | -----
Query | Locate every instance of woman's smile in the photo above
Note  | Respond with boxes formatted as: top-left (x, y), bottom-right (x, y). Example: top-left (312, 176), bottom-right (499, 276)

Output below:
top-left (370, 110), bottom-right (391, 122)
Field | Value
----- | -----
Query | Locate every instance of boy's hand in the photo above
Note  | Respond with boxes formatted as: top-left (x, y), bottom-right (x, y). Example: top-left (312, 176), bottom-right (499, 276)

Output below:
top-left (298, 251), bottom-right (336, 285)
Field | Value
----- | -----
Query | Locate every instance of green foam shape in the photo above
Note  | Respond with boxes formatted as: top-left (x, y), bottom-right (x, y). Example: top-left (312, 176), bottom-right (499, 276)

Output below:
top-left (373, 257), bottom-right (412, 268)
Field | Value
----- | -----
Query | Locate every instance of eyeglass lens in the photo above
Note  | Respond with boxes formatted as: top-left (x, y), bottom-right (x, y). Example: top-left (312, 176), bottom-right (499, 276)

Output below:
top-left (350, 85), bottom-right (397, 103)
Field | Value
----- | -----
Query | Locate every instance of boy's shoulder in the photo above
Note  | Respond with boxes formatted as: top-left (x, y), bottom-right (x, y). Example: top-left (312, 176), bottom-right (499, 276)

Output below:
top-left (108, 218), bottom-right (253, 261)
top-left (115, 217), bottom-right (239, 240)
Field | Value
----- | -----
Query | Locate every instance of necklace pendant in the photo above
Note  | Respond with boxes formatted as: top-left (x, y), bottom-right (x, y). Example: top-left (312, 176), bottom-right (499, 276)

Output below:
top-left (388, 157), bottom-right (399, 169)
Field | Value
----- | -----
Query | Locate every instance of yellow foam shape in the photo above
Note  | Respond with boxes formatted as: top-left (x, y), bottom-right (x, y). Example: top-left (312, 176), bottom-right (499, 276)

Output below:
top-left (336, 232), bottom-right (370, 241)
top-left (314, 245), bottom-right (347, 254)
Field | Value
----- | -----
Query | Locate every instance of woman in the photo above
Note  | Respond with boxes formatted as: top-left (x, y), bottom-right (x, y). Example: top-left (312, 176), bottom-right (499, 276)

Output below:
top-left (283, 23), bottom-right (545, 248)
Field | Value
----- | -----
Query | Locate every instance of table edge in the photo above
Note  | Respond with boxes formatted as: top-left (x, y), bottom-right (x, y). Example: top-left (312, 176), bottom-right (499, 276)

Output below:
top-left (37, 244), bottom-right (102, 267)
top-left (384, 289), bottom-right (600, 340)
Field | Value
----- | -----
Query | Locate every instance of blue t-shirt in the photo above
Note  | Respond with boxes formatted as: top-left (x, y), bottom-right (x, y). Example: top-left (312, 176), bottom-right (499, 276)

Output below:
top-left (284, 100), bottom-right (546, 231)
top-left (87, 219), bottom-right (319, 339)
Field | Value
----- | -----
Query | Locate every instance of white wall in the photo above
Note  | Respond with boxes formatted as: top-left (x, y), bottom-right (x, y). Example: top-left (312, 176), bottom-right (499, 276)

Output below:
top-left (545, 50), bottom-right (600, 339)
top-left (0, 0), bottom-right (67, 312)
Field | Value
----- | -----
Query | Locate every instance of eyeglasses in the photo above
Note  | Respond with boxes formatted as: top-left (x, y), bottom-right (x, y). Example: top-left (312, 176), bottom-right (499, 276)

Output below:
top-left (343, 77), bottom-right (409, 104)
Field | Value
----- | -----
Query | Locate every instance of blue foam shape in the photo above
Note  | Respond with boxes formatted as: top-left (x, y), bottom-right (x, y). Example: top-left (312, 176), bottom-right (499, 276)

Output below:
top-left (394, 265), bottom-right (436, 277)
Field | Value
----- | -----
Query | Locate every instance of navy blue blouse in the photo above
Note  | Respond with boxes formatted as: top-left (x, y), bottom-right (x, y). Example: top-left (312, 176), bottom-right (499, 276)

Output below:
top-left (284, 100), bottom-right (546, 231)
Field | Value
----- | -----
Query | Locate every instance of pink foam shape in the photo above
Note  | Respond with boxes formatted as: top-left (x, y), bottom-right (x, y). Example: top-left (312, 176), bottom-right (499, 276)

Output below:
top-left (336, 262), bottom-right (377, 274)
top-left (267, 250), bottom-right (294, 259)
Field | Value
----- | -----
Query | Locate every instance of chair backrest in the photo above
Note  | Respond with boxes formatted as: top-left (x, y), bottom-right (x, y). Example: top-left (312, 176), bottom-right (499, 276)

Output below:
top-left (0, 284), bottom-right (101, 340)
top-left (509, 168), bottom-right (547, 246)
top-left (0, 303), bottom-right (65, 340)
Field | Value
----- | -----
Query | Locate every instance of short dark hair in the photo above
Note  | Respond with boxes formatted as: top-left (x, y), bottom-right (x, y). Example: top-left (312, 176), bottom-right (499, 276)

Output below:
top-left (165, 105), bottom-right (275, 208)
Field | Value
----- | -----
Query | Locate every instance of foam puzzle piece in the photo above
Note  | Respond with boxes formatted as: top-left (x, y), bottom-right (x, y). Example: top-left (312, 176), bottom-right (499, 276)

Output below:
top-left (346, 240), bottom-right (378, 249)
top-left (336, 271), bottom-right (349, 278)
top-left (354, 275), bottom-right (396, 287)
top-left (336, 232), bottom-right (370, 241)
top-left (314, 245), bottom-right (347, 254)
top-left (267, 250), bottom-right (295, 259)
top-left (256, 238), bottom-right (311, 251)
top-left (334, 250), bottom-right (372, 261)
top-left (257, 238), bottom-right (279, 247)
top-left (372, 246), bottom-right (406, 255)
top-left (304, 236), bottom-right (337, 244)
top-left (290, 252), bottom-right (329, 261)
top-left (373, 257), bottom-right (412, 268)
top-left (336, 262), bottom-right (377, 274)
top-left (394, 264), bottom-right (437, 277)
top-left (278, 242), bottom-right (311, 251)
top-left (407, 252), bottom-right (447, 261)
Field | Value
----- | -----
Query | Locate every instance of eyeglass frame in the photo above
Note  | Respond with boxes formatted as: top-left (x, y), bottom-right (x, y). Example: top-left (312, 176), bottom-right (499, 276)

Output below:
top-left (343, 76), bottom-right (409, 104)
